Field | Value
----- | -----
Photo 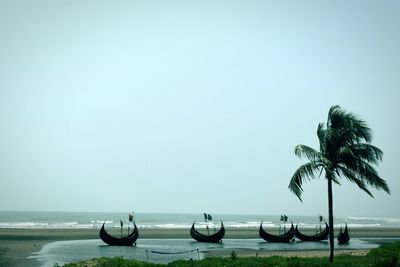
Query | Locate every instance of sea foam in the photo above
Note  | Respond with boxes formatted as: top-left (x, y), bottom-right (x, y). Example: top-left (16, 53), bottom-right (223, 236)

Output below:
top-left (1, 211), bottom-right (399, 229)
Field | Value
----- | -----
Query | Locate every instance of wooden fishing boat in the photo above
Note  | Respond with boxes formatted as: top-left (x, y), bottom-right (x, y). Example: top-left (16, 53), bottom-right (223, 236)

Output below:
top-left (295, 222), bottom-right (329, 241)
top-left (337, 223), bottom-right (350, 244)
top-left (259, 221), bottom-right (295, 243)
top-left (190, 221), bottom-right (225, 243)
top-left (99, 222), bottom-right (139, 246)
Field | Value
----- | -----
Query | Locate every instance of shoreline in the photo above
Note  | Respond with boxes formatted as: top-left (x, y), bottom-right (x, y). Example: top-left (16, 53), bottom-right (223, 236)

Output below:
top-left (1, 227), bottom-right (400, 266)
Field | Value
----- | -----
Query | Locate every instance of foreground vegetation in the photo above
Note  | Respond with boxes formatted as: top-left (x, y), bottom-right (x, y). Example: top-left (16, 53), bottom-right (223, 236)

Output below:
top-left (60, 240), bottom-right (400, 267)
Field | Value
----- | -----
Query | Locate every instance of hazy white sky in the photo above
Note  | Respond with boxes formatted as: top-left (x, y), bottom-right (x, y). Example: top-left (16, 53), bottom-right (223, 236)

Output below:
top-left (0, 0), bottom-right (399, 217)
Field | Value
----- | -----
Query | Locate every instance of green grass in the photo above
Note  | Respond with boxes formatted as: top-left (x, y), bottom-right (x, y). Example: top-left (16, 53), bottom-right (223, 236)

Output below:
top-left (366, 241), bottom-right (400, 267)
top-left (61, 241), bottom-right (400, 267)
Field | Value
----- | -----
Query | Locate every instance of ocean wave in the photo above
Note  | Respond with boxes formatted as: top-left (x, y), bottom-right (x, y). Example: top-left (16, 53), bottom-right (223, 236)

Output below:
top-left (151, 223), bottom-right (192, 229)
top-left (0, 220), bottom-right (387, 229)
top-left (347, 223), bottom-right (381, 228)
top-left (348, 216), bottom-right (400, 223)
top-left (1, 211), bottom-right (399, 229)
top-left (295, 222), bottom-right (383, 228)
top-left (0, 222), bottom-right (95, 229)
top-left (226, 221), bottom-right (271, 228)
top-left (91, 220), bottom-right (113, 224)
top-left (0, 222), bottom-right (49, 228)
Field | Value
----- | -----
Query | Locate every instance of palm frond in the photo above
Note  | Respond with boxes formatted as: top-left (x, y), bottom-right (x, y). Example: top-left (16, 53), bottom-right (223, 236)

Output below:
top-left (337, 166), bottom-right (373, 197)
top-left (327, 105), bottom-right (341, 124)
top-left (349, 143), bottom-right (383, 164)
top-left (327, 105), bottom-right (372, 143)
top-left (328, 105), bottom-right (347, 130)
top-left (336, 143), bottom-right (383, 172)
top-left (336, 146), bottom-right (355, 165)
top-left (294, 145), bottom-right (321, 162)
top-left (342, 160), bottom-right (390, 194)
top-left (358, 161), bottom-right (390, 194)
top-left (347, 115), bottom-right (373, 143)
top-left (289, 162), bottom-right (321, 201)
top-left (317, 123), bottom-right (326, 154)
top-left (331, 174), bottom-right (341, 185)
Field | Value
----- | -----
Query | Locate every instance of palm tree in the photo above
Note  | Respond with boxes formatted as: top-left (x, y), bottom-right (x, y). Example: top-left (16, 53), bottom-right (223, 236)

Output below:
top-left (289, 105), bottom-right (390, 263)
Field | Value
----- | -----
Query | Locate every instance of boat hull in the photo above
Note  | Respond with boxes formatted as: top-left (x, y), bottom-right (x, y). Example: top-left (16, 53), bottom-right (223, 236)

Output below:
top-left (337, 224), bottom-right (350, 244)
top-left (259, 222), bottom-right (295, 243)
top-left (190, 221), bottom-right (225, 243)
top-left (99, 222), bottom-right (139, 246)
top-left (295, 223), bottom-right (329, 242)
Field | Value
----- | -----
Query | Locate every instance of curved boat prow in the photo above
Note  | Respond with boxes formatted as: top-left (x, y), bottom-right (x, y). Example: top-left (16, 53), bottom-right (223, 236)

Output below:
top-left (99, 221), bottom-right (139, 246)
top-left (259, 221), bottom-right (295, 243)
top-left (295, 222), bottom-right (329, 242)
top-left (338, 223), bottom-right (350, 244)
top-left (190, 220), bottom-right (225, 243)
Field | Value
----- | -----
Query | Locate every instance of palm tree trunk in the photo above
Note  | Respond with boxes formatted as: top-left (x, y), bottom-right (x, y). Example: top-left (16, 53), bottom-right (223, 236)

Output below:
top-left (327, 174), bottom-right (334, 263)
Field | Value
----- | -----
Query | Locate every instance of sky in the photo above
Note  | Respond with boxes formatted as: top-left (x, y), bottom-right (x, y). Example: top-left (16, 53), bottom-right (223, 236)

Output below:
top-left (0, 0), bottom-right (399, 217)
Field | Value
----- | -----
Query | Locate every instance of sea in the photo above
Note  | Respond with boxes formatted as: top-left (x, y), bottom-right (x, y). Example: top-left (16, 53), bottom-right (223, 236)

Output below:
top-left (1, 210), bottom-right (400, 229)
top-left (2, 211), bottom-right (400, 266)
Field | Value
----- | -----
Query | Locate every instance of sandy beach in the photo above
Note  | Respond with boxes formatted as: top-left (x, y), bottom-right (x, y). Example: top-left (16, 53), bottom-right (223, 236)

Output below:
top-left (1, 227), bottom-right (400, 266)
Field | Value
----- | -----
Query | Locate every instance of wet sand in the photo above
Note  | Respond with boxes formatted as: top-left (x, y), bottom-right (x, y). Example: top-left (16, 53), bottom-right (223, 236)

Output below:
top-left (1, 227), bottom-right (400, 266)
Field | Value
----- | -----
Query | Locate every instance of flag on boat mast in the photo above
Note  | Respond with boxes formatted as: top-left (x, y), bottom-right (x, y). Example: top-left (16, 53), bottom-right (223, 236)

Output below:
top-left (204, 213), bottom-right (213, 221)
top-left (129, 213), bottom-right (134, 222)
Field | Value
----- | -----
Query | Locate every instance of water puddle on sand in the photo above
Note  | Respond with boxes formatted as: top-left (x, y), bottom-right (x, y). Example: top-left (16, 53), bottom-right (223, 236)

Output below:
top-left (28, 238), bottom-right (387, 267)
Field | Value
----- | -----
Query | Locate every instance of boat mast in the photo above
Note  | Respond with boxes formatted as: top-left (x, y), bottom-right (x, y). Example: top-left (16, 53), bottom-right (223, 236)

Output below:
top-left (204, 213), bottom-right (210, 235)
top-left (120, 220), bottom-right (123, 238)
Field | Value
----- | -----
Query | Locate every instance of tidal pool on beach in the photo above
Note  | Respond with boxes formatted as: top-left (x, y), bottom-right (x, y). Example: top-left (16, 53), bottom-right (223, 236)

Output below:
top-left (29, 238), bottom-right (394, 267)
